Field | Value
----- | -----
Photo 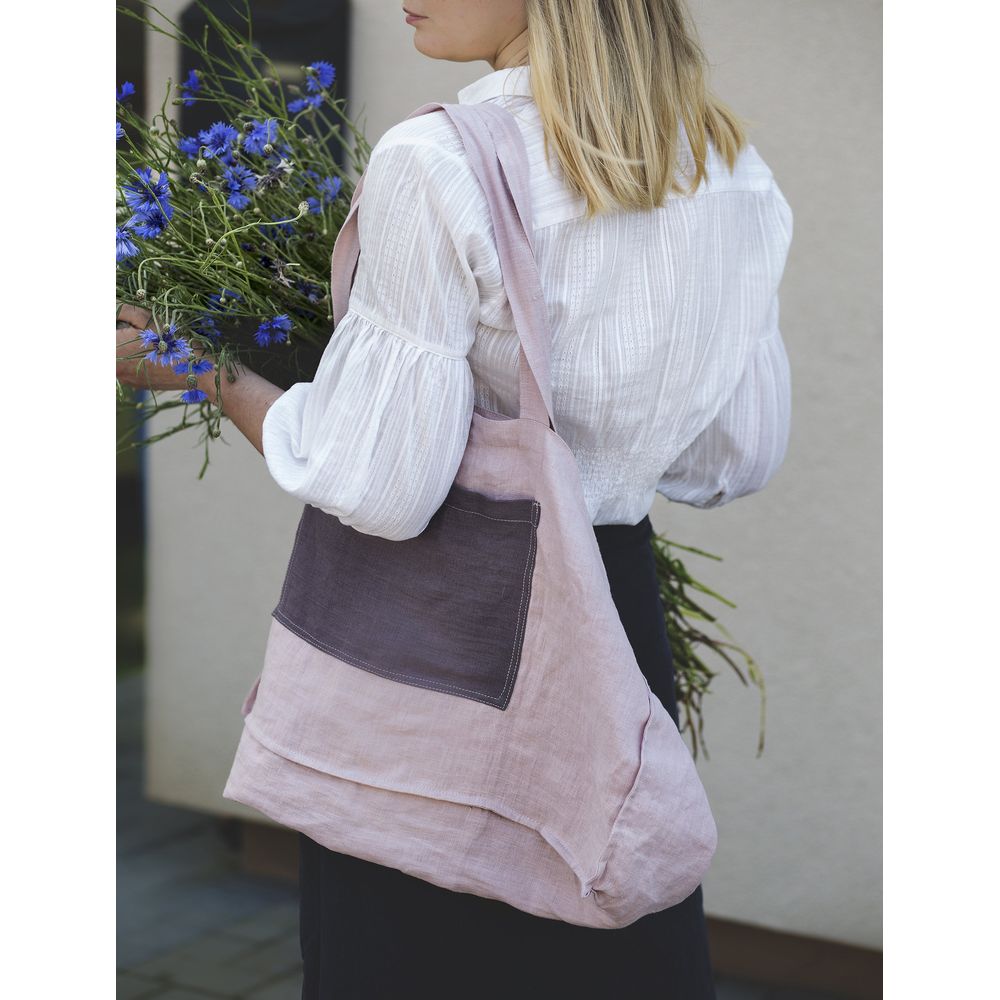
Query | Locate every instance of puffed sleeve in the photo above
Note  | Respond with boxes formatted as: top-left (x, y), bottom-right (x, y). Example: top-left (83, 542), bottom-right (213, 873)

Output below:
top-left (261, 134), bottom-right (495, 540)
top-left (656, 317), bottom-right (792, 509)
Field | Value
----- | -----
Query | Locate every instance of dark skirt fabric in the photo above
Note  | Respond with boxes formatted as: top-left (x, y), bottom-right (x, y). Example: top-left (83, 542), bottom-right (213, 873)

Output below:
top-left (298, 514), bottom-right (716, 999)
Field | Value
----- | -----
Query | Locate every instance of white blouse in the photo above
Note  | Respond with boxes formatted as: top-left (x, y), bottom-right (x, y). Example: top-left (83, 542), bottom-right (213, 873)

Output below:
top-left (262, 64), bottom-right (793, 541)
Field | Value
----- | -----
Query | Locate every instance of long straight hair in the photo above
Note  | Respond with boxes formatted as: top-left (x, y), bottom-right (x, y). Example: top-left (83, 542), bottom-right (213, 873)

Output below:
top-left (521, 0), bottom-right (747, 217)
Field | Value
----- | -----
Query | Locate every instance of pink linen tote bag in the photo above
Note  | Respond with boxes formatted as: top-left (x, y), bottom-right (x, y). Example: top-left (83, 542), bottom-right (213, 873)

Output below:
top-left (223, 99), bottom-right (718, 930)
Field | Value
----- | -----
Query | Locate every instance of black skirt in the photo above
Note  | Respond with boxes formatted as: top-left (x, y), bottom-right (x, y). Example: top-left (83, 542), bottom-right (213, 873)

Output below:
top-left (298, 514), bottom-right (716, 999)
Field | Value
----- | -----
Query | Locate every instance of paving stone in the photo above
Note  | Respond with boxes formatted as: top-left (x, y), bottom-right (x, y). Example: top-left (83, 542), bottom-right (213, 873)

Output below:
top-left (147, 991), bottom-right (226, 1000)
top-left (116, 972), bottom-right (165, 1000)
top-left (117, 800), bottom-right (210, 856)
top-left (128, 931), bottom-right (254, 978)
top-left (244, 974), bottom-right (303, 1000)
top-left (222, 902), bottom-right (300, 943)
top-left (716, 978), bottom-right (770, 1000)
top-left (118, 873), bottom-right (297, 967)
top-left (126, 928), bottom-right (301, 997)
top-left (230, 932), bottom-right (302, 980)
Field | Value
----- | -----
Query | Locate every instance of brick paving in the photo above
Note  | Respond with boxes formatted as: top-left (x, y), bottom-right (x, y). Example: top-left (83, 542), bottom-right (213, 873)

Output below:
top-left (117, 672), bottom-right (302, 998)
top-left (117, 672), bottom-right (848, 1000)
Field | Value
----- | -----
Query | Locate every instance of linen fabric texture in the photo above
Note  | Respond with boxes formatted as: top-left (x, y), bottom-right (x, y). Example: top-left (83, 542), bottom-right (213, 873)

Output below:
top-left (259, 64), bottom-right (793, 541)
top-left (223, 100), bottom-right (718, 929)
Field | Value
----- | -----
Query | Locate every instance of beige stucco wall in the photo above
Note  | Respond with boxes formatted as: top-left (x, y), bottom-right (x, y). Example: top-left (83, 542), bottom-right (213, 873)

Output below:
top-left (145, 0), bottom-right (881, 951)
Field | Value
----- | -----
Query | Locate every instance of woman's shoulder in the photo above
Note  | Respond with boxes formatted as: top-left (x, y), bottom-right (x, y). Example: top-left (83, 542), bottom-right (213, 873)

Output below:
top-left (668, 117), bottom-right (777, 198)
top-left (369, 107), bottom-right (468, 166)
top-left (360, 107), bottom-right (496, 243)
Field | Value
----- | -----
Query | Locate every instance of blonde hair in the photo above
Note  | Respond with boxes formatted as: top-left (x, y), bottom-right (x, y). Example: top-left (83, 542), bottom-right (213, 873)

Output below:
top-left (520, 0), bottom-right (747, 217)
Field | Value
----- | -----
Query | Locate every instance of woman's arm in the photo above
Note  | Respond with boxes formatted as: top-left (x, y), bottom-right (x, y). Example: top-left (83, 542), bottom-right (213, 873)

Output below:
top-left (656, 325), bottom-right (792, 508)
top-left (116, 304), bottom-right (283, 456)
top-left (200, 365), bottom-right (284, 456)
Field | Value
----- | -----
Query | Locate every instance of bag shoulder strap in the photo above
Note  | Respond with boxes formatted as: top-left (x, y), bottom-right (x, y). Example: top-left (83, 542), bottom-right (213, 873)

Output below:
top-left (329, 100), bottom-right (555, 431)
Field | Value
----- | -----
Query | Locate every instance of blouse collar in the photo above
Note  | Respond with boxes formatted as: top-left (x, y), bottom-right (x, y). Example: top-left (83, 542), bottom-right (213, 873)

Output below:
top-left (457, 64), bottom-right (532, 105)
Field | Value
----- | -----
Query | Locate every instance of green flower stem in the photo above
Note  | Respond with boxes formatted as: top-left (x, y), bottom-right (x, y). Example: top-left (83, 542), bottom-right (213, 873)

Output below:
top-left (651, 530), bottom-right (767, 760)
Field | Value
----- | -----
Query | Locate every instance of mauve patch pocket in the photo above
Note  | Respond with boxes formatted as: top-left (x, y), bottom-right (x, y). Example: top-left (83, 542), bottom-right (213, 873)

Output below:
top-left (272, 484), bottom-right (541, 710)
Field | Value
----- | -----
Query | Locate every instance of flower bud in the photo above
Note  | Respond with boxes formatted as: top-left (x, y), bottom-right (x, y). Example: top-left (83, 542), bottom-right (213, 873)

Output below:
top-left (297, 201), bottom-right (310, 214)
top-left (263, 143), bottom-right (274, 155)
top-left (135, 288), bottom-right (147, 300)
top-left (196, 158), bottom-right (207, 169)
top-left (186, 374), bottom-right (198, 389)
top-left (205, 237), bottom-right (214, 247)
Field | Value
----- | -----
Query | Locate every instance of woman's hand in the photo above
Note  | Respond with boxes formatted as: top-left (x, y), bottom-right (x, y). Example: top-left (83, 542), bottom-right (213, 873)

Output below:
top-left (115, 302), bottom-right (286, 455)
top-left (116, 304), bottom-right (212, 394)
top-left (117, 303), bottom-right (152, 331)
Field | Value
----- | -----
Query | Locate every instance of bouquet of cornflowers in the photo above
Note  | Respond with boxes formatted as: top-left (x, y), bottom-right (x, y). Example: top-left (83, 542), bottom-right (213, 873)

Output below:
top-left (115, 0), bottom-right (767, 761)
top-left (116, 0), bottom-right (371, 462)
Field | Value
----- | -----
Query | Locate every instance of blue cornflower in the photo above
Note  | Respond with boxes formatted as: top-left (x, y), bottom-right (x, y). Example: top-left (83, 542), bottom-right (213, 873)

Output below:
top-left (305, 61), bottom-right (336, 93)
top-left (241, 118), bottom-right (278, 156)
top-left (318, 175), bottom-right (342, 202)
top-left (116, 81), bottom-right (135, 103)
top-left (123, 166), bottom-right (173, 218)
top-left (288, 94), bottom-right (323, 113)
top-left (181, 388), bottom-right (209, 404)
top-left (177, 135), bottom-right (201, 159)
top-left (173, 357), bottom-right (214, 375)
top-left (253, 320), bottom-right (273, 347)
top-left (207, 289), bottom-right (243, 314)
top-left (116, 121), bottom-right (125, 142)
top-left (127, 205), bottom-right (170, 239)
top-left (197, 121), bottom-right (239, 160)
top-left (139, 324), bottom-right (192, 367)
top-left (254, 313), bottom-right (293, 347)
top-left (306, 174), bottom-right (342, 215)
top-left (270, 314), bottom-right (293, 341)
top-left (295, 279), bottom-right (323, 303)
top-left (221, 164), bottom-right (257, 210)
top-left (116, 225), bottom-right (139, 262)
top-left (191, 315), bottom-right (221, 340)
top-left (180, 68), bottom-right (200, 107)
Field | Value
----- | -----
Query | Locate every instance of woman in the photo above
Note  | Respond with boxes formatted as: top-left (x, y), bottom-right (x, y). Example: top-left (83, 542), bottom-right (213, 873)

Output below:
top-left (117, 1), bottom-right (792, 996)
